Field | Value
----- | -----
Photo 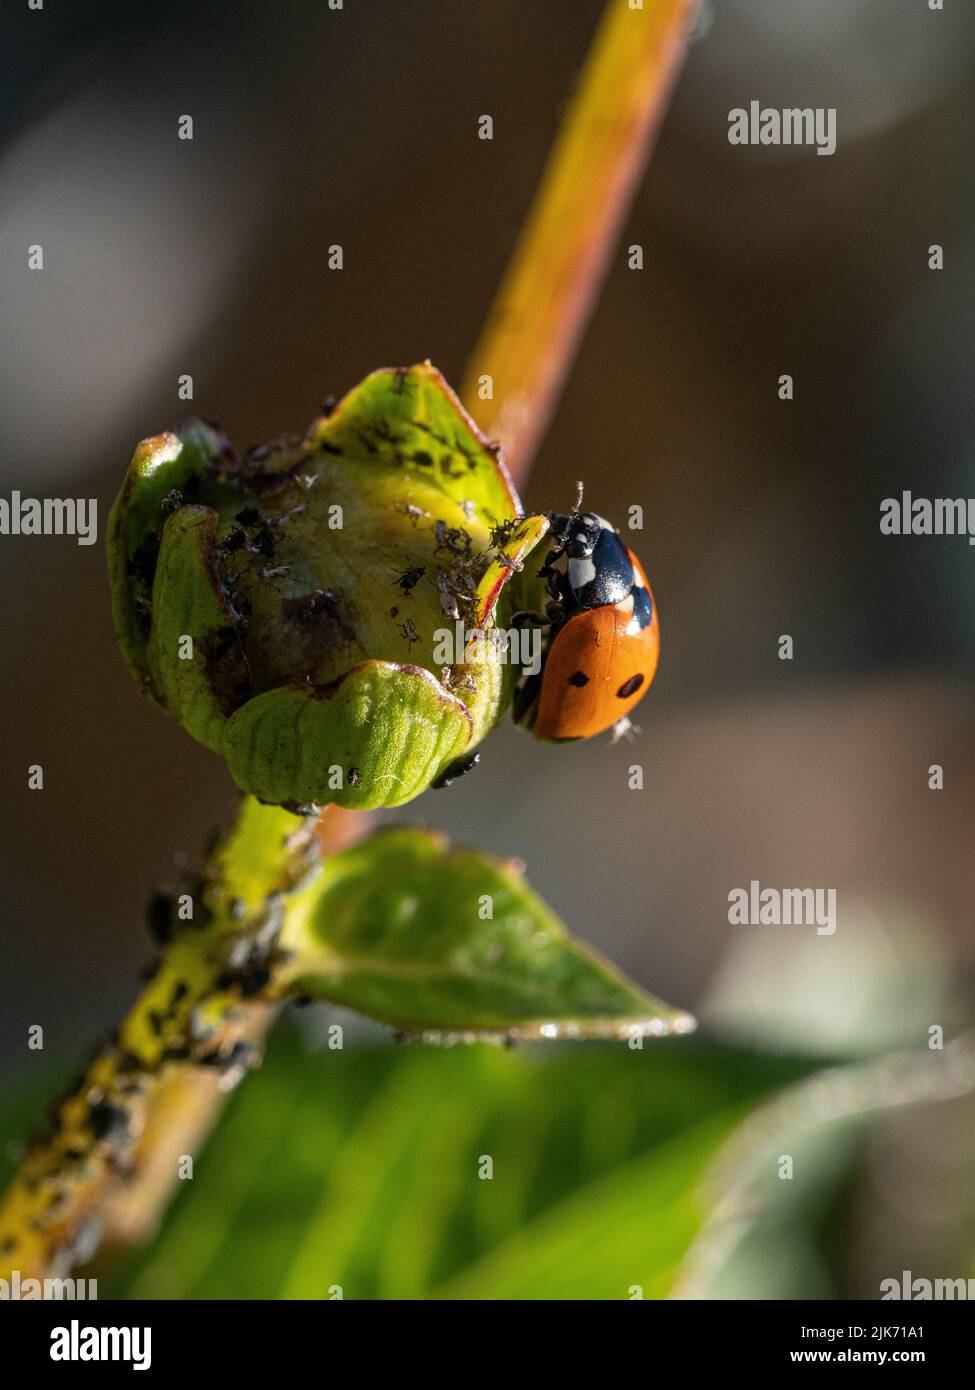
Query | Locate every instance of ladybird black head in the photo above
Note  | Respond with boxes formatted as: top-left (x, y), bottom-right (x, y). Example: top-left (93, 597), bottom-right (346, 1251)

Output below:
top-left (544, 509), bottom-right (603, 558)
top-left (542, 511), bottom-right (633, 612)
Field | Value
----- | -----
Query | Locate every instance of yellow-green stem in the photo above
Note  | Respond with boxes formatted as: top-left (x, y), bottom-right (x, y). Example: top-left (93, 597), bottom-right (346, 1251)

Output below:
top-left (0, 801), bottom-right (335, 1281)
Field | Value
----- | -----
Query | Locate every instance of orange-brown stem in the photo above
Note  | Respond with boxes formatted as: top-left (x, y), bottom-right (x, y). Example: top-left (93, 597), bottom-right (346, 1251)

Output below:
top-left (461, 0), bottom-right (696, 485)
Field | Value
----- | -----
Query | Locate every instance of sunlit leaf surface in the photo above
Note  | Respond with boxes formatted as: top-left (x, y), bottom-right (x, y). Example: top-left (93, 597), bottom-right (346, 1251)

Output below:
top-left (278, 827), bottom-right (696, 1040)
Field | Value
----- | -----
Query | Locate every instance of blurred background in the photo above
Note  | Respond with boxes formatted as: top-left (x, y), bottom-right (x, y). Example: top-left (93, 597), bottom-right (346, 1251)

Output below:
top-left (2, 0), bottom-right (975, 1298)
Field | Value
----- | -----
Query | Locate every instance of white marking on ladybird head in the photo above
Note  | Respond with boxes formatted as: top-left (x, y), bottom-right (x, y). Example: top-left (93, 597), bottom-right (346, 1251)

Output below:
top-left (568, 555), bottom-right (597, 589)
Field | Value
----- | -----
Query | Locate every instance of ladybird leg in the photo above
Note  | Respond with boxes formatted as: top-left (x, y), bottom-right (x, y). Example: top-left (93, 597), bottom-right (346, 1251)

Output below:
top-left (512, 669), bottom-right (542, 727)
top-left (537, 536), bottom-right (569, 576)
top-left (544, 566), bottom-right (568, 603)
top-left (510, 609), bottom-right (549, 627)
top-left (609, 716), bottom-right (641, 745)
top-left (431, 751), bottom-right (481, 789)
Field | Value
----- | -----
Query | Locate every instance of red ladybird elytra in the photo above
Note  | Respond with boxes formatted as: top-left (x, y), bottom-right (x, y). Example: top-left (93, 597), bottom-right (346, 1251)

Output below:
top-left (521, 510), bottom-right (660, 742)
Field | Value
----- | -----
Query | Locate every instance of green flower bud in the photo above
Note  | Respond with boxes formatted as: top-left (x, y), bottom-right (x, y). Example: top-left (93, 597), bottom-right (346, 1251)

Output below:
top-left (108, 364), bottom-right (549, 810)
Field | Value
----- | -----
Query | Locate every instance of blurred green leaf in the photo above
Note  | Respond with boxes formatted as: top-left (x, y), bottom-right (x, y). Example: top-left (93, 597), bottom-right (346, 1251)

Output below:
top-left (0, 1061), bottom-right (71, 1194)
top-left (278, 827), bottom-right (696, 1041)
top-left (104, 1025), bottom-right (809, 1299)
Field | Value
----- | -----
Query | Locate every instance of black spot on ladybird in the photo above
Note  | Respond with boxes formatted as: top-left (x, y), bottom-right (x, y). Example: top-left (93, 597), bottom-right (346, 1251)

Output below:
top-left (568, 671), bottom-right (589, 687)
top-left (616, 674), bottom-right (645, 699)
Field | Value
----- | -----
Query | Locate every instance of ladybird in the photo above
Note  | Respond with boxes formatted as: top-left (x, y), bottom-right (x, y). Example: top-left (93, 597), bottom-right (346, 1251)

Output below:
top-left (524, 510), bottom-right (659, 741)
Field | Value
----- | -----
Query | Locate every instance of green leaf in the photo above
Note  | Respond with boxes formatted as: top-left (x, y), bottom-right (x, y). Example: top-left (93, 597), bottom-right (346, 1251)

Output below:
top-left (277, 827), bottom-right (695, 1039)
top-left (103, 1027), bottom-right (810, 1300)
top-left (436, 1115), bottom-right (732, 1300)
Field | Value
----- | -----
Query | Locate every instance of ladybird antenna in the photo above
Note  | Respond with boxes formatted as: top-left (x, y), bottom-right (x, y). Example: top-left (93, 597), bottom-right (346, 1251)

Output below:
top-left (571, 480), bottom-right (584, 515)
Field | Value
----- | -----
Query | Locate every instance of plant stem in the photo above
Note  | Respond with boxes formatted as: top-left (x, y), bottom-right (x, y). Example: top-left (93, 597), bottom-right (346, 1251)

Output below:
top-left (461, 0), bottom-right (697, 484)
top-left (0, 801), bottom-right (341, 1281)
